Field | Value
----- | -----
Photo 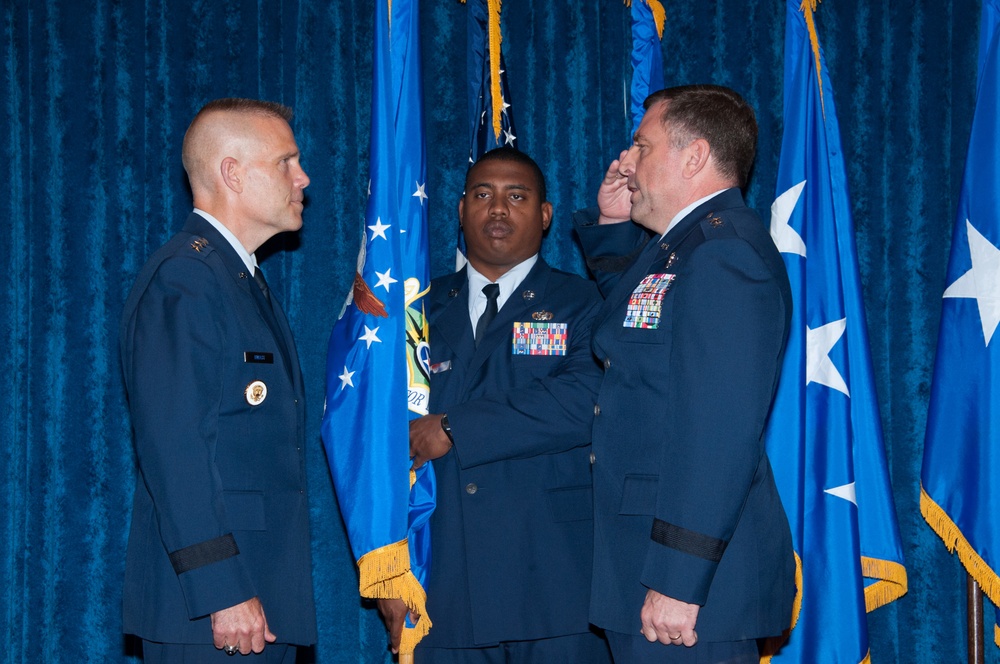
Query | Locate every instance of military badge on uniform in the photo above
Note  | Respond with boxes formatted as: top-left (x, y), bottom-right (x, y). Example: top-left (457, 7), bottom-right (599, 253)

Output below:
top-left (190, 237), bottom-right (209, 252)
top-left (531, 310), bottom-right (554, 321)
top-left (244, 380), bottom-right (267, 406)
top-left (623, 273), bottom-right (676, 329)
top-left (512, 322), bottom-right (568, 356)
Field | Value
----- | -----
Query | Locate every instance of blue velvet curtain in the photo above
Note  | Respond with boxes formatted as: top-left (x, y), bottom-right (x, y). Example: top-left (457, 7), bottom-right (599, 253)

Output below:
top-left (0, 0), bottom-right (990, 662)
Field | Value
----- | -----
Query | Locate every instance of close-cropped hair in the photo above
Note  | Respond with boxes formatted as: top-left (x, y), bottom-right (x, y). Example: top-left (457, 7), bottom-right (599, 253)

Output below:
top-left (644, 85), bottom-right (757, 188)
top-left (194, 97), bottom-right (293, 123)
top-left (468, 146), bottom-right (548, 202)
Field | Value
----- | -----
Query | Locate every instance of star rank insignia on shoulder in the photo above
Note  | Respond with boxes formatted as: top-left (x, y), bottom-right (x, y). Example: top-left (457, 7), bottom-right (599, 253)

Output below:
top-left (705, 212), bottom-right (724, 227)
top-left (190, 237), bottom-right (209, 252)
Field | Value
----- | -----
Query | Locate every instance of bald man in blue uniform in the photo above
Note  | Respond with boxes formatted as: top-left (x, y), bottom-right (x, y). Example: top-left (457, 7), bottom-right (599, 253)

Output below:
top-left (120, 98), bottom-right (315, 663)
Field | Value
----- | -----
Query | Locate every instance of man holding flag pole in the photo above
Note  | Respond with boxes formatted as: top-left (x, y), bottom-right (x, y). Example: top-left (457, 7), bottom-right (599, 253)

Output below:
top-left (322, 0), bottom-right (434, 660)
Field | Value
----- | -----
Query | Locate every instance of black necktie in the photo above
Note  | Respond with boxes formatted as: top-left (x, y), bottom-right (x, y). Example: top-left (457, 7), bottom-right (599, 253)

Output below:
top-left (253, 267), bottom-right (271, 305)
top-left (475, 283), bottom-right (501, 347)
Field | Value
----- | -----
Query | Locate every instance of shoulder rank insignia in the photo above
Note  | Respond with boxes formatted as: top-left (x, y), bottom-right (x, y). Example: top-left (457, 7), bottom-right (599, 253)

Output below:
top-left (532, 310), bottom-right (554, 321)
top-left (190, 237), bottom-right (209, 252)
top-left (706, 213), bottom-right (724, 227)
top-left (244, 380), bottom-right (267, 406)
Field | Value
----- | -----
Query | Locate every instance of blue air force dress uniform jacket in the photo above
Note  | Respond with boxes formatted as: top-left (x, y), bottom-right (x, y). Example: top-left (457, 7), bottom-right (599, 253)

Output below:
top-left (419, 258), bottom-right (604, 648)
top-left (575, 188), bottom-right (795, 642)
top-left (119, 213), bottom-right (316, 645)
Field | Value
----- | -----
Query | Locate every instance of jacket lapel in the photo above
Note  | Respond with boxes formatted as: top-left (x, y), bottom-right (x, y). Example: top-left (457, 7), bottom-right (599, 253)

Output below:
top-left (182, 213), bottom-right (296, 383)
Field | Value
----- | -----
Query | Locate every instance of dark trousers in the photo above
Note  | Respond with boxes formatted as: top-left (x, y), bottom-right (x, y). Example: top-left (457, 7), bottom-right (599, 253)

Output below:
top-left (417, 630), bottom-right (613, 664)
top-left (605, 632), bottom-right (758, 664)
top-left (142, 641), bottom-right (296, 664)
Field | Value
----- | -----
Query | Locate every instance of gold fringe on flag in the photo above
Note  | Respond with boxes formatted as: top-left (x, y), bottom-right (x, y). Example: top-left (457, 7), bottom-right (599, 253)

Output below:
top-left (357, 538), bottom-right (432, 655)
top-left (799, 0), bottom-right (826, 117)
top-left (921, 485), bottom-right (1000, 607)
top-left (861, 556), bottom-right (908, 612)
top-left (758, 551), bottom-right (803, 663)
top-left (995, 623), bottom-right (999, 648)
top-left (623, 0), bottom-right (667, 40)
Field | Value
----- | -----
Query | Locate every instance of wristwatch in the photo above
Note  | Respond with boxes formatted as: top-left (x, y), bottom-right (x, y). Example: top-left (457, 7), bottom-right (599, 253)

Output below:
top-left (440, 413), bottom-right (454, 443)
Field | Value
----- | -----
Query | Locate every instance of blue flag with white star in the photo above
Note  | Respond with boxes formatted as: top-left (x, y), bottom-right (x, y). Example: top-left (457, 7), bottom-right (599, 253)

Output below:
top-left (763, 2), bottom-right (907, 661)
top-left (321, 0), bottom-right (435, 654)
top-left (458, 0), bottom-right (518, 269)
top-left (628, 0), bottom-right (664, 137)
top-left (922, 0), bottom-right (1000, 646)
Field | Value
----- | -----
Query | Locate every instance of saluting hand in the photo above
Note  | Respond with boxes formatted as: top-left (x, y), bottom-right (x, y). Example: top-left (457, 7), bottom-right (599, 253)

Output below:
top-left (596, 149), bottom-right (633, 225)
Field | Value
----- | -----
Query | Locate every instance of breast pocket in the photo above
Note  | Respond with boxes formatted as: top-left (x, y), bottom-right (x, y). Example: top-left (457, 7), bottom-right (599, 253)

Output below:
top-left (618, 273), bottom-right (675, 344)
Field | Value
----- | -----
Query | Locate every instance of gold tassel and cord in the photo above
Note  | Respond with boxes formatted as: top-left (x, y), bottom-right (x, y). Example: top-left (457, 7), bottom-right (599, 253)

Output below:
top-left (800, 0), bottom-right (827, 117)
top-left (623, 0), bottom-right (667, 40)
top-left (460, 0), bottom-right (506, 146)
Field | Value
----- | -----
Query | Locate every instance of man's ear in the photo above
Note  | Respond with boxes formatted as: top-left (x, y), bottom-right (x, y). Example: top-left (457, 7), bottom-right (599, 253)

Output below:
top-left (682, 138), bottom-right (711, 179)
top-left (221, 157), bottom-right (243, 193)
top-left (540, 201), bottom-right (553, 231)
top-left (457, 196), bottom-right (465, 228)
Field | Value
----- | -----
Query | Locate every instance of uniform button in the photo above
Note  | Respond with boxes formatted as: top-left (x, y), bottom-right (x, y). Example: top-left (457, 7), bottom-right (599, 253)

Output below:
top-left (589, 452), bottom-right (596, 464)
top-left (465, 483), bottom-right (478, 495)
top-left (603, 357), bottom-right (611, 369)
top-left (594, 404), bottom-right (601, 416)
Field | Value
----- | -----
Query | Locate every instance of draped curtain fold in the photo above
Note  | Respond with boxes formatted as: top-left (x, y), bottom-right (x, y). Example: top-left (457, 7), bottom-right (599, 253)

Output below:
top-left (0, 0), bottom-right (988, 662)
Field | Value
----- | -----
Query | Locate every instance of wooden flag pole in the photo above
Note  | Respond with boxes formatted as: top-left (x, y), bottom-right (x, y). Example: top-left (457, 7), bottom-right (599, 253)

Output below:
top-left (968, 575), bottom-right (985, 664)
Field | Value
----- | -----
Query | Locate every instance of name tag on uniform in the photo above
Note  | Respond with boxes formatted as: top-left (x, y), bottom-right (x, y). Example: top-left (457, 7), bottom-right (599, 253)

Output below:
top-left (623, 273), bottom-right (675, 329)
top-left (512, 322), bottom-right (568, 356)
top-left (244, 351), bottom-right (274, 364)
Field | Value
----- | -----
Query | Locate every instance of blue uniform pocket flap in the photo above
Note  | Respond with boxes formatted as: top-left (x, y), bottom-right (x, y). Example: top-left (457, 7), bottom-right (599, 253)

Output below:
top-left (619, 474), bottom-right (658, 516)
top-left (545, 485), bottom-right (594, 523)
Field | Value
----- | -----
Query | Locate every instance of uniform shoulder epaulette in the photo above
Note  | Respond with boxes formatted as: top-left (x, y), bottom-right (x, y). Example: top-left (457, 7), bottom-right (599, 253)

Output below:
top-left (699, 212), bottom-right (737, 238)
top-left (185, 236), bottom-right (216, 258)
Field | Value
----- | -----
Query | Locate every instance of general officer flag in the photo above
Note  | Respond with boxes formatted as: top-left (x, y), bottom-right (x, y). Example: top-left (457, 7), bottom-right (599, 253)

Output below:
top-left (764, 1), bottom-right (907, 661)
top-left (458, 0), bottom-right (518, 269)
top-left (321, 0), bottom-right (435, 655)
top-left (628, 0), bottom-right (665, 137)
top-left (922, 0), bottom-right (1000, 646)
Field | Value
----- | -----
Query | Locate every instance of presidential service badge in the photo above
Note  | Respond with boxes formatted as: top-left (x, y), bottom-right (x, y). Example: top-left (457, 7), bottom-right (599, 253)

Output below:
top-left (245, 380), bottom-right (267, 406)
